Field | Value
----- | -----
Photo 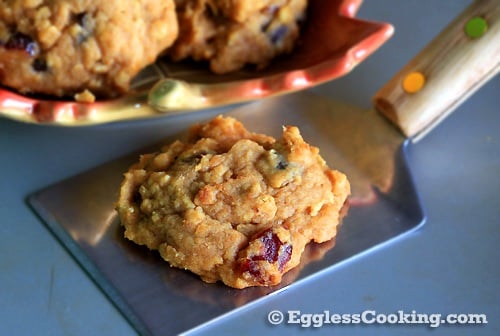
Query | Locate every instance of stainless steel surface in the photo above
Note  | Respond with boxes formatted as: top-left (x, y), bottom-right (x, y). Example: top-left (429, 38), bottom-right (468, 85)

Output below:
top-left (28, 92), bottom-right (423, 335)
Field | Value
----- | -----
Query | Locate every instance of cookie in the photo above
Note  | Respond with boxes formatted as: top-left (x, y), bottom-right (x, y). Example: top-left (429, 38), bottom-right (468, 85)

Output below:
top-left (116, 115), bottom-right (350, 288)
top-left (168, 0), bottom-right (308, 74)
top-left (0, 0), bottom-right (178, 102)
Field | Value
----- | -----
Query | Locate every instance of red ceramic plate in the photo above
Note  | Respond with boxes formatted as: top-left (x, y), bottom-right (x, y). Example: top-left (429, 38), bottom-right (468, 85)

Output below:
top-left (0, 0), bottom-right (393, 125)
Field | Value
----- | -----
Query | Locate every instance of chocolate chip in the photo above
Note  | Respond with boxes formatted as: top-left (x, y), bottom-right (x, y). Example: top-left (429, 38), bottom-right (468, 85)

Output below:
top-left (276, 160), bottom-right (288, 170)
top-left (74, 12), bottom-right (93, 44)
top-left (32, 58), bottom-right (48, 72)
top-left (5, 32), bottom-right (39, 56)
top-left (132, 191), bottom-right (142, 205)
top-left (75, 12), bottom-right (90, 27)
top-left (269, 26), bottom-right (288, 45)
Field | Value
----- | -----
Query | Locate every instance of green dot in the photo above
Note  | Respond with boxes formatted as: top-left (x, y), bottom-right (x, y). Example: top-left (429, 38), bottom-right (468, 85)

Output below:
top-left (465, 17), bottom-right (488, 39)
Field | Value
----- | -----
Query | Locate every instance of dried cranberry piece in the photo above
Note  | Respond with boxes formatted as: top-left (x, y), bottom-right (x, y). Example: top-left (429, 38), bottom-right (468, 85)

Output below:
top-left (241, 229), bottom-right (293, 282)
top-left (240, 259), bottom-right (261, 279)
top-left (257, 230), bottom-right (281, 263)
top-left (5, 32), bottom-right (39, 56)
top-left (277, 243), bottom-right (292, 271)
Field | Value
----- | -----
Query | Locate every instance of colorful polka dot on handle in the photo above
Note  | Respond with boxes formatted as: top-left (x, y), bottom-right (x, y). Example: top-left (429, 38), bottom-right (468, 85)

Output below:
top-left (402, 71), bottom-right (426, 94)
top-left (465, 17), bottom-right (488, 39)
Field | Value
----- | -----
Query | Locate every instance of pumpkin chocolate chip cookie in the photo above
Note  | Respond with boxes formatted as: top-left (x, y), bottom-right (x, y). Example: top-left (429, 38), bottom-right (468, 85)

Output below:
top-left (168, 0), bottom-right (308, 73)
top-left (0, 0), bottom-right (178, 102)
top-left (116, 115), bottom-right (350, 288)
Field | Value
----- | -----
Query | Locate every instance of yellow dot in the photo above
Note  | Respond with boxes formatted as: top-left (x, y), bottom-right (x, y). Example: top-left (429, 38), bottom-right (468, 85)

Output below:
top-left (403, 72), bottom-right (425, 93)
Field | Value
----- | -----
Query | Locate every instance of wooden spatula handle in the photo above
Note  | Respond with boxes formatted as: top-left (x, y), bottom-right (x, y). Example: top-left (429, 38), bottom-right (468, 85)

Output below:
top-left (373, 0), bottom-right (499, 141)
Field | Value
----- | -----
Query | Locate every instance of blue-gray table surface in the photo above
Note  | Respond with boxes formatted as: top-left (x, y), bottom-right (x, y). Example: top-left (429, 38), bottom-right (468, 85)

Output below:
top-left (1, 1), bottom-right (498, 335)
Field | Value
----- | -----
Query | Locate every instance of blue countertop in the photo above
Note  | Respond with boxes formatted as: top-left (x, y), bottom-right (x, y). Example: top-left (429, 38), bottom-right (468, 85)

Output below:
top-left (1, 1), bottom-right (498, 335)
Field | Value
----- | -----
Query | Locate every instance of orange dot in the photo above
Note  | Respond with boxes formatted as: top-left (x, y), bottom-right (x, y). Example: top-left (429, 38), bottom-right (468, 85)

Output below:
top-left (403, 72), bottom-right (425, 93)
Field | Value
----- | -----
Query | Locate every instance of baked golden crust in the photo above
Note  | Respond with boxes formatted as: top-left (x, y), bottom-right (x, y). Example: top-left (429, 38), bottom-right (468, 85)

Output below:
top-left (116, 115), bottom-right (350, 288)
